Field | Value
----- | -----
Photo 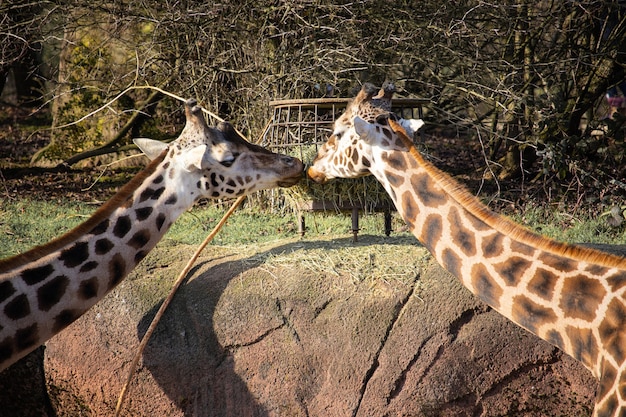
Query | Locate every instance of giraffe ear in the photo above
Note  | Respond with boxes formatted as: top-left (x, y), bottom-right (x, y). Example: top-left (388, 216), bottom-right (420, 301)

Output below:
top-left (400, 118), bottom-right (425, 136)
top-left (353, 116), bottom-right (376, 140)
top-left (181, 145), bottom-right (208, 171)
top-left (134, 138), bottom-right (168, 160)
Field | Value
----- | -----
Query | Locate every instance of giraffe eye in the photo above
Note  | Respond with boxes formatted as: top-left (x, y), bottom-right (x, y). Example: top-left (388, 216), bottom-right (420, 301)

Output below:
top-left (220, 153), bottom-right (239, 167)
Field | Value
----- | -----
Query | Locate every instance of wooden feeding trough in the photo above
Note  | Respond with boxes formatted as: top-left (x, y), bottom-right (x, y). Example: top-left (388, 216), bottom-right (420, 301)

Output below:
top-left (261, 97), bottom-right (429, 241)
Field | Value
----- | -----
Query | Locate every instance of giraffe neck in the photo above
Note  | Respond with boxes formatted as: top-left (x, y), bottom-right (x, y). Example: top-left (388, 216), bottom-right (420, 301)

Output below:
top-left (369, 133), bottom-right (626, 380)
top-left (0, 151), bottom-right (196, 370)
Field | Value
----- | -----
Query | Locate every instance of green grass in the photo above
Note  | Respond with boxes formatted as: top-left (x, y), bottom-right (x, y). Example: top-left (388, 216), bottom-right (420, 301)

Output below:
top-left (509, 203), bottom-right (626, 245)
top-left (162, 202), bottom-right (412, 246)
top-left (0, 197), bottom-right (411, 259)
top-left (2, 196), bottom-right (626, 261)
top-left (0, 200), bottom-right (95, 257)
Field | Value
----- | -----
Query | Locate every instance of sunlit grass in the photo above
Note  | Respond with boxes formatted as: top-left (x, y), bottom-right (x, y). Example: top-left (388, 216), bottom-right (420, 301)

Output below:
top-left (0, 197), bottom-right (410, 259)
top-left (509, 203), bottom-right (626, 245)
top-left (2, 196), bottom-right (626, 263)
top-left (0, 199), bottom-right (94, 258)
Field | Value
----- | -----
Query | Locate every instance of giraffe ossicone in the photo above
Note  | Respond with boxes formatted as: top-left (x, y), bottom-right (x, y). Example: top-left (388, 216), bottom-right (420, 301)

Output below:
top-left (0, 99), bottom-right (303, 372)
top-left (308, 83), bottom-right (626, 417)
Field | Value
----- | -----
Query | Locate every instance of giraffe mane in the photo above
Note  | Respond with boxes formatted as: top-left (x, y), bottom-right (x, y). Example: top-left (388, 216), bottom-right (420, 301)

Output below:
top-left (0, 150), bottom-right (168, 275)
top-left (388, 118), bottom-right (626, 270)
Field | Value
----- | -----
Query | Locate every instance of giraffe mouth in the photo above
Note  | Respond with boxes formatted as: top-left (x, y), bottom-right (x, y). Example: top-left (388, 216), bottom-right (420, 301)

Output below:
top-left (277, 163), bottom-right (306, 187)
top-left (269, 155), bottom-right (305, 187)
top-left (306, 166), bottom-right (329, 184)
top-left (277, 174), bottom-right (303, 187)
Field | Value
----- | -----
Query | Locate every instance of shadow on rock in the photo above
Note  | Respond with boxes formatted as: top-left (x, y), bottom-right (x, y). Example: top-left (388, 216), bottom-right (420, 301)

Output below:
top-left (0, 346), bottom-right (55, 417)
top-left (137, 258), bottom-right (269, 416)
top-left (137, 235), bottom-right (399, 416)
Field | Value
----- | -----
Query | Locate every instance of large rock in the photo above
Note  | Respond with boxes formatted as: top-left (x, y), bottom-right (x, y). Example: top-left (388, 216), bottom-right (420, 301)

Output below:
top-left (5, 236), bottom-right (597, 416)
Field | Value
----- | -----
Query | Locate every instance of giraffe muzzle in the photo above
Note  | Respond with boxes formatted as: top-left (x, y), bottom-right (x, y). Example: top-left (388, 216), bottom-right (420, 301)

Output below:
top-left (276, 156), bottom-right (305, 187)
top-left (306, 166), bottom-right (329, 184)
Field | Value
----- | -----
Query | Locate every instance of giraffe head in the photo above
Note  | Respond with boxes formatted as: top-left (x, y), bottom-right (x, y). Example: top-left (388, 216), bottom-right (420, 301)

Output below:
top-left (136, 99), bottom-right (303, 200)
top-left (307, 84), bottom-right (424, 183)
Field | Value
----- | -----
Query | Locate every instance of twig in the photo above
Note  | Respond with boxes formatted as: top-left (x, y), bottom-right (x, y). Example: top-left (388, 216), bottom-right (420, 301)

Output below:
top-left (114, 194), bottom-right (246, 417)
top-left (50, 85), bottom-right (185, 131)
top-left (59, 85), bottom-right (166, 167)
top-left (53, 85), bottom-right (225, 130)
top-left (46, 85), bottom-right (248, 167)
top-left (0, 170), bottom-right (13, 201)
top-left (81, 153), bottom-right (145, 192)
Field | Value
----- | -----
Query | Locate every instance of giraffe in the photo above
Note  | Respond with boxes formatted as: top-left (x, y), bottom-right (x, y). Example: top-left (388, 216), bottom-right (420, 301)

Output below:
top-left (307, 84), bottom-right (626, 417)
top-left (0, 99), bottom-right (303, 372)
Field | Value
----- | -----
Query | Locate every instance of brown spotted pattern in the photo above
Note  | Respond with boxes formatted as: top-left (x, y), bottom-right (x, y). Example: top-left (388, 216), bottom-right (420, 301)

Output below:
top-left (0, 99), bottom-right (303, 372)
top-left (308, 83), bottom-right (397, 184)
top-left (307, 83), bottom-right (626, 417)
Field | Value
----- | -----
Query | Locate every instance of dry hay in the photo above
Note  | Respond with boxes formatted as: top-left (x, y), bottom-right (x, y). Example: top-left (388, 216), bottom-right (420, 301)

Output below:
top-left (246, 235), bottom-right (429, 287)
top-left (280, 144), bottom-right (394, 212)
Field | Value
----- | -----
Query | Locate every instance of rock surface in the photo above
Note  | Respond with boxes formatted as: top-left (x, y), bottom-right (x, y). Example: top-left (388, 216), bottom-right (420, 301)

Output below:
top-left (2, 236), bottom-right (597, 416)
